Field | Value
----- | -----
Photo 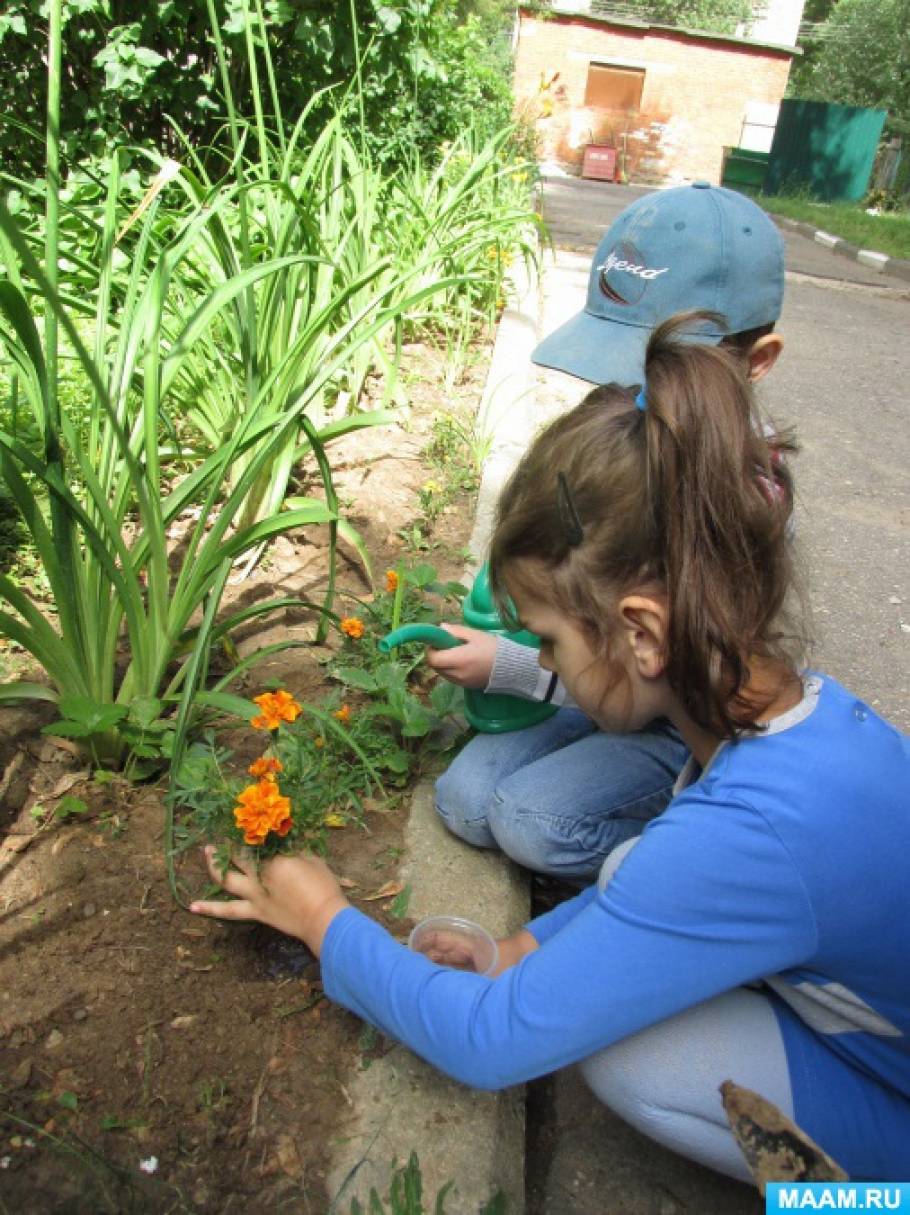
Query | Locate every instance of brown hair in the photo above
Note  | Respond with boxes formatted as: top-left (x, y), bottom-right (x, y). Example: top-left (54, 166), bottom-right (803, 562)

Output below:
top-left (489, 311), bottom-right (803, 738)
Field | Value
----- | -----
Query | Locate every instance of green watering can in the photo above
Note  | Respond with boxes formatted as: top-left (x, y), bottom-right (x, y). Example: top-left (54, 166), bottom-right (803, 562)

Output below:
top-left (379, 563), bottom-right (557, 734)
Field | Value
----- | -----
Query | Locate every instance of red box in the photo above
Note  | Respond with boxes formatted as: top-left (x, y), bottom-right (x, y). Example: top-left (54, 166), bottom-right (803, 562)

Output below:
top-left (582, 144), bottom-right (617, 182)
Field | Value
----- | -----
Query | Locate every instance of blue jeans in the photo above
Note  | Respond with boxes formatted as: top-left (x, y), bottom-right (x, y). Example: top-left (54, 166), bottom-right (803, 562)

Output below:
top-left (435, 708), bottom-right (688, 881)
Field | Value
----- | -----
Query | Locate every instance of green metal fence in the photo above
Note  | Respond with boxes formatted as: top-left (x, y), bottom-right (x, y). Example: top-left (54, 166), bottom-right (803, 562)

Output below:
top-left (764, 98), bottom-right (887, 203)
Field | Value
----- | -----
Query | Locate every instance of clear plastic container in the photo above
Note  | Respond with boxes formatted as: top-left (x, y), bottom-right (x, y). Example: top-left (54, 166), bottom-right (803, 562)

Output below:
top-left (408, 915), bottom-right (499, 976)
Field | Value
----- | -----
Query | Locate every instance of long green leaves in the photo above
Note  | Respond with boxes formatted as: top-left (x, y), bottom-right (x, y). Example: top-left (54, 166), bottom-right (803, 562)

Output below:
top-left (0, 0), bottom-right (544, 773)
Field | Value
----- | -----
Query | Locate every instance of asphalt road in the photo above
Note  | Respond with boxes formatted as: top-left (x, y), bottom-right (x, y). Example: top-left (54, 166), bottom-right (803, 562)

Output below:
top-left (539, 175), bottom-right (895, 286)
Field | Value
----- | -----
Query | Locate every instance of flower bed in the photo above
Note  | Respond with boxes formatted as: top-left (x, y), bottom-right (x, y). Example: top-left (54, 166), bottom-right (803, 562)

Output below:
top-left (0, 342), bottom-right (484, 1213)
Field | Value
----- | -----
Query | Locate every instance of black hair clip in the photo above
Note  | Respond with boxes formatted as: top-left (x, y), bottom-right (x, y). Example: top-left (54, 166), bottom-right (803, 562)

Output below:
top-left (556, 471), bottom-right (584, 546)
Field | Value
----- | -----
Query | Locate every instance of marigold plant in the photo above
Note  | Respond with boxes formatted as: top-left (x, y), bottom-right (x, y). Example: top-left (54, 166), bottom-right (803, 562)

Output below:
top-left (385, 569), bottom-right (400, 593)
top-left (234, 778), bottom-right (293, 846)
top-left (248, 755), bottom-right (283, 779)
top-left (251, 690), bottom-right (302, 730)
top-left (340, 616), bottom-right (365, 640)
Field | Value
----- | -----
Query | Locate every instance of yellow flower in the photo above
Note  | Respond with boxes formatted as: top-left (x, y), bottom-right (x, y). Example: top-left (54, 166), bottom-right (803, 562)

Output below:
top-left (422, 479), bottom-right (442, 495)
top-left (323, 813), bottom-right (346, 828)
top-left (250, 690), bottom-right (301, 731)
top-left (234, 779), bottom-right (293, 846)
top-left (314, 737), bottom-right (325, 749)
top-left (385, 569), bottom-right (399, 593)
top-left (333, 704), bottom-right (352, 725)
top-left (340, 616), bottom-right (365, 640)
top-left (248, 755), bottom-right (283, 779)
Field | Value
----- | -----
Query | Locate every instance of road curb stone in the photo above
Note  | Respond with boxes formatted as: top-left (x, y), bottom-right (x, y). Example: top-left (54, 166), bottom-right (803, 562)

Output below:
top-left (769, 214), bottom-right (910, 284)
top-left (326, 268), bottom-right (541, 1211)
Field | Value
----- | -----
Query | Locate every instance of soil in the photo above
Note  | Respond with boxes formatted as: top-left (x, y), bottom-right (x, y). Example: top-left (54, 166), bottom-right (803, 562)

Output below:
top-left (0, 341), bottom-right (487, 1214)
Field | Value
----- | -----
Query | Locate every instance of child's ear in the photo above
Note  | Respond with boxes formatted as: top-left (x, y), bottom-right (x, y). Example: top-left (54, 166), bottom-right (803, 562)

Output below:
top-left (618, 595), bottom-right (668, 679)
top-left (747, 333), bottom-right (784, 383)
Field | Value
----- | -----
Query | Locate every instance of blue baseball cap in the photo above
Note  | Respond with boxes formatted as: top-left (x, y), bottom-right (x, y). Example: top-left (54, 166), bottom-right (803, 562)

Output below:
top-left (531, 182), bottom-right (784, 386)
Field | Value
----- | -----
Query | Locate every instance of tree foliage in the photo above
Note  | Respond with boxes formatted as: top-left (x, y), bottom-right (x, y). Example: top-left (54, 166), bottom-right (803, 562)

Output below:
top-left (0, 0), bottom-right (517, 175)
top-left (790, 0), bottom-right (910, 129)
top-left (591, 0), bottom-right (753, 36)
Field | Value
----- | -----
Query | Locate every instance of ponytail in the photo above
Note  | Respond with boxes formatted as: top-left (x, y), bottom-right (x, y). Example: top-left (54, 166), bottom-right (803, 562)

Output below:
top-left (641, 312), bottom-right (799, 734)
top-left (489, 311), bottom-right (804, 738)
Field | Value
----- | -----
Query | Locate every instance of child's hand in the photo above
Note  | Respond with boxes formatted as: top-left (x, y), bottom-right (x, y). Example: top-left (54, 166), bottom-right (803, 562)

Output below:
top-left (413, 928), bottom-right (488, 972)
top-left (491, 929), bottom-right (539, 976)
top-left (190, 846), bottom-right (349, 956)
top-left (425, 624), bottom-right (496, 688)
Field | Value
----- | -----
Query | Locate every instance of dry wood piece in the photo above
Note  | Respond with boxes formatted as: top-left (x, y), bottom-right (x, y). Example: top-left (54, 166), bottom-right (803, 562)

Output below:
top-left (720, 1080), bottom-right (848, 1191)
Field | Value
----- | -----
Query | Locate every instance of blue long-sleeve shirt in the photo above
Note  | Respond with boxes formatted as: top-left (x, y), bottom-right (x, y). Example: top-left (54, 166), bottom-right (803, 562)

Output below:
top-left (321, 675), bottom-right (910, 1174)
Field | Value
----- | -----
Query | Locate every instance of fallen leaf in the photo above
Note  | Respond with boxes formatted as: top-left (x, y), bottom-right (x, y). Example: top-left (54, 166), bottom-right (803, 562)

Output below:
top-left (47, 771), bottom-right (90, 800)
top-left (169, 1015), bottom-right (196, 1030)
top-left (44, 737), bottom-right (82, 758)
top-left (361, 880), bottom-right (404, 902)
top-left (323, 813), bottom-right (346, 828)
top-left (10, 1059), bottom-right (32, 1089)
top-left (338, 877), bottom-right (359, 890)
top-left (275, 1134), bottom-right (302, 1178)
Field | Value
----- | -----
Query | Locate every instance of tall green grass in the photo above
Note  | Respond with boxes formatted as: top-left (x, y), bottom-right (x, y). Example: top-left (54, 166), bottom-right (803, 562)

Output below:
top-left (0, 0), bottom-right (543, 773)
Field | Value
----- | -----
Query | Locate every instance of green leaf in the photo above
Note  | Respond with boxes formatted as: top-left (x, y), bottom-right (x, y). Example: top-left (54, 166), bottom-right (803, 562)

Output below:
top-left (400, 696), bottom-right (433, 738)
top-left (57, 698), bottom-right (128, 731)
top-left (55, 796), bottom-right (89, 820)
top-left (429, 681), bottom-right (461, 716)
top-left (132, 46), bottom-right (164, 70)
top-left (407, 563), bottom-right (439, 588)
top-left (128, 696), bottom-right (163, 728)
top-left (42, 721), bottom-right (94, 739)
top-left (380, 747), bottom-right (409, 774)
top-left (331, 666), bottom-right (378, 693)
top-left (192, 691), bottom-right (260, 722)
top-left (0, 682), bottom-right (58, 704)
top-left (57, 1090), bottom-right (79, 1111)
top-left (388, 883), bottom-right (411, 919)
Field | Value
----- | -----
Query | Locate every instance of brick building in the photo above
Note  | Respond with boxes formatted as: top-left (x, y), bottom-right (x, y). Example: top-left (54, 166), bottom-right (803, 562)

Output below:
top-left (513, 6), bottom-right (799, 184)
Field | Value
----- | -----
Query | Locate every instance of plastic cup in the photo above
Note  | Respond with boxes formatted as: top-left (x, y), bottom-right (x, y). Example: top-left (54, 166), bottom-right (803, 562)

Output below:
top-left (408, 915), bottom-right (499, 977)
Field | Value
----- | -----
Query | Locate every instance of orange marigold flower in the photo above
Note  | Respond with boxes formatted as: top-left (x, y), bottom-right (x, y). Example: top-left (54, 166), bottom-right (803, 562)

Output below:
top-left (248, 755), bottom-right (283, 779)
top-left (385, 569), bottom-right (399, 593)
top-left (333, 704), bottom-right (352, 725)
top-left (340, 616), bottom-right (365, 640)
top-left (234, 779), bottom-right (293, 847)
top-left (250, 689), bottom-right (301, 731)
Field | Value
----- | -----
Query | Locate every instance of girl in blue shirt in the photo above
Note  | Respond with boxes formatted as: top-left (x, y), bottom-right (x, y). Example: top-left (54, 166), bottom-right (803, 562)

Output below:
top-left (191, 313), bottom-right (910, 1181)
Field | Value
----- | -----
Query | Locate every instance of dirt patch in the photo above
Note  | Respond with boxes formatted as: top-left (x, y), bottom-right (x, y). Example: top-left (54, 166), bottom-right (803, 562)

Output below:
top-left (0, 340), bottom-right (487, 1213)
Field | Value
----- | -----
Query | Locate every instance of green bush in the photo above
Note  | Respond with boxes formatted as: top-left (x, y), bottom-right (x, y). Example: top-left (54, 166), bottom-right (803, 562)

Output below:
top-left (0, 0), bottom-right (522, 176)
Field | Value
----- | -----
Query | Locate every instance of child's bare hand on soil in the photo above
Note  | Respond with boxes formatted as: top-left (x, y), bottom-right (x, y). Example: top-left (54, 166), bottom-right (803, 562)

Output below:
top-left (190, 846), bottom-right (349, 955)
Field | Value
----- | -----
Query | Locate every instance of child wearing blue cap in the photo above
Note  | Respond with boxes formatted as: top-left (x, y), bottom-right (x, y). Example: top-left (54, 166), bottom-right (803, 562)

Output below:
top-left (430, 183), bottom-right (789, 882)
top-left (191, 315), bottom-right (910, 1180)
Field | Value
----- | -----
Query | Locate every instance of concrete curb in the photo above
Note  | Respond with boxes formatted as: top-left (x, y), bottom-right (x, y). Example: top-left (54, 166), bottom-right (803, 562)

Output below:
top-left (327, 785), bottom-right (528, 1212)
top-left (769, 213), bottom-right (910, 284)
top-left (327, 272), bottom-right (542, 1211)
top-left (468, 257), bottom-right (544, 564)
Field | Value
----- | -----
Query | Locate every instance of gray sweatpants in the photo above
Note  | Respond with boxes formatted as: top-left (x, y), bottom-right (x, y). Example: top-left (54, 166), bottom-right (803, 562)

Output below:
top-left (580, 840), bottom-right (794, 1183)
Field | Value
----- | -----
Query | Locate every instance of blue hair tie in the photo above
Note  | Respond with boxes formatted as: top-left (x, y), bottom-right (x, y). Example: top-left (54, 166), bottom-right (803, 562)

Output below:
top-left (634, 387), bottom-right (647, 412)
